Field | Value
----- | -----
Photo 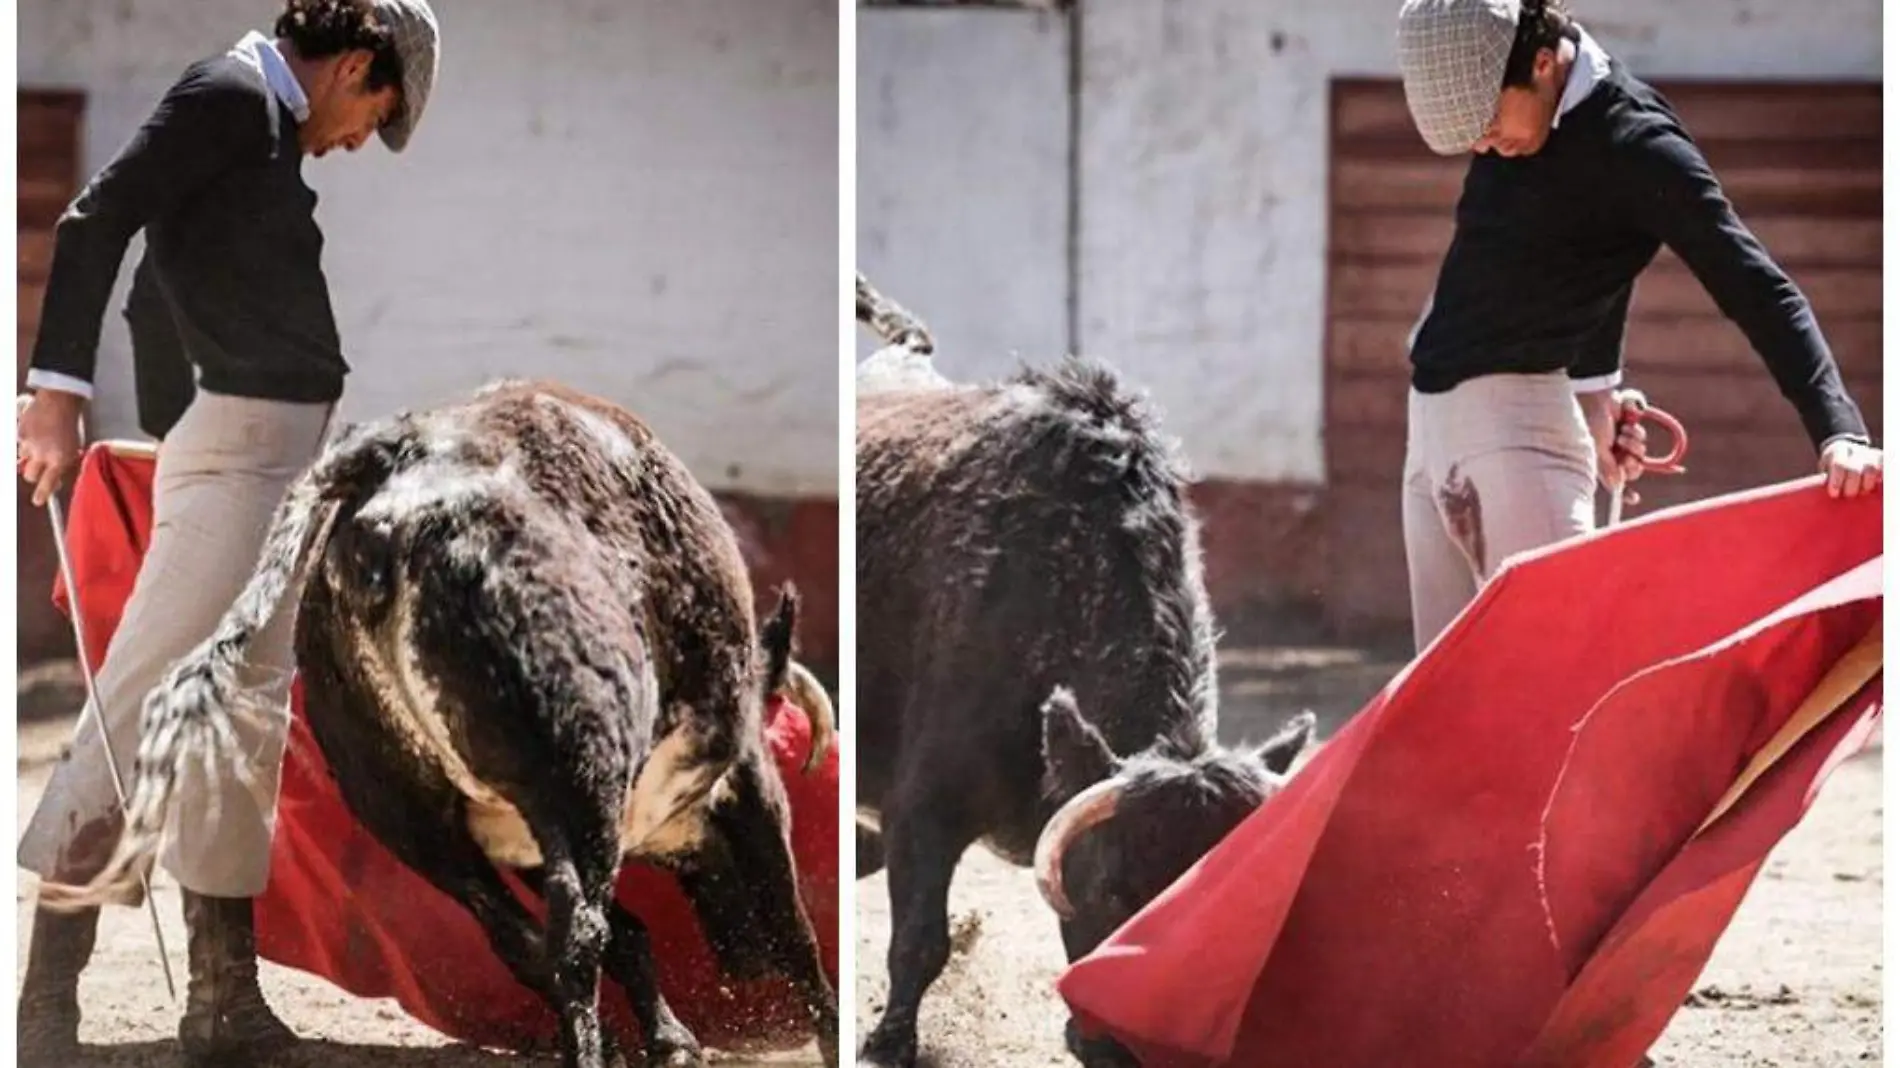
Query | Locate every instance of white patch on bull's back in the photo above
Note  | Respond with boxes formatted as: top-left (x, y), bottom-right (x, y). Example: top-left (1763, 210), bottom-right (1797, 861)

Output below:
top-left (356, 457), bottom-right (521, 528)
top-left (544, 395), bottom-right (642, 472)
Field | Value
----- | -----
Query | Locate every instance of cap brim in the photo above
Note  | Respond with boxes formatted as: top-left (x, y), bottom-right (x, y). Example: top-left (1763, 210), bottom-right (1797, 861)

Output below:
top-left (379, 110), bottom-right (414, 152)
top-left (1421, 119), bottom-right (1484, 156)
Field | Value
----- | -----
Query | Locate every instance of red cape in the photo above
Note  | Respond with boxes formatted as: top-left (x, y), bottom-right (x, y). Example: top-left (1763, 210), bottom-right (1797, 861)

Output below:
top-left (49, 444), bottom-right (839, 1055)
top-left (1057, 477), bottom-right (1882, 1068)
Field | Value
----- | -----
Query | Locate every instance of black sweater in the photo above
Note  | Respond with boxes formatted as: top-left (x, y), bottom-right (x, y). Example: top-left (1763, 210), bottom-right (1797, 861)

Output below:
top-left (30, 51), bottom-right (348, 410)
top-left (1409, 57), bottom-right (1868, 451)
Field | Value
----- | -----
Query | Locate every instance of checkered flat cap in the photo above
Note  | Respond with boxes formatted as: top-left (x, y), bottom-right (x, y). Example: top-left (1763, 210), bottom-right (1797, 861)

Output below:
top-left (1396, 0), bottom-right (1521, 155)
top-left (373, 0), bottom-right (439, 152)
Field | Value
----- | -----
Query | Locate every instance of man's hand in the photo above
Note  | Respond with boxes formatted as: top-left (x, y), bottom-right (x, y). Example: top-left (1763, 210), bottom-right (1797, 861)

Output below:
top-left (18, 389), bottom-right (86, 507)
top-left (1578, 387), bottom-right (1651, 504)
top-left (1819, 438), bottom-right (1882, 499)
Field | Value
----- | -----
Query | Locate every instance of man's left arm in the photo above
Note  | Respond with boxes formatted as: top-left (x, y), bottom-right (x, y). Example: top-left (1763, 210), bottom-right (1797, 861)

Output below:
top-left (1612, 124), bottom-right (1871, 454)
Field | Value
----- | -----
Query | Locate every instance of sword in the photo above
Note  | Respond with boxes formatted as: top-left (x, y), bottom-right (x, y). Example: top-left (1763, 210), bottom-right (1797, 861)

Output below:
top-left (19, 395), bottom-right (179, 1002)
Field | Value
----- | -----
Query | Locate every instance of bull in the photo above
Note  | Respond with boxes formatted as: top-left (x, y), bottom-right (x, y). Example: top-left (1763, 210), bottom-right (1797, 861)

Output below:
top-left (852, 275), bottom-right (1316, 1068)
top-left (42, 380), bottom-right (840, 1068)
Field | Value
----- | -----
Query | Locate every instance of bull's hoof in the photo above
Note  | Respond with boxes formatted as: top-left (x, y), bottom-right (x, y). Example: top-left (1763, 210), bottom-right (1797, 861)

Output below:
top-left (638, 1029), bottom-right (704, 1068)
top-left (856, 1034), bottom-right (916, 1068)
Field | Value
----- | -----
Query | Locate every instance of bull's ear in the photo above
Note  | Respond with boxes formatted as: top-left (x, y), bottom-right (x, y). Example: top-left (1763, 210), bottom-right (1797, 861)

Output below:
top-left (1253, 711), bottom-right (1317, 776)
top-left (1041, 687), bottom-right (1118, 797)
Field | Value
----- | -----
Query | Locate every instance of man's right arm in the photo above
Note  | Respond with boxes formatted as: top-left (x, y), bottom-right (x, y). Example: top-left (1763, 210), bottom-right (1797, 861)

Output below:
top-left (29, 64), bottom-right (262, 396)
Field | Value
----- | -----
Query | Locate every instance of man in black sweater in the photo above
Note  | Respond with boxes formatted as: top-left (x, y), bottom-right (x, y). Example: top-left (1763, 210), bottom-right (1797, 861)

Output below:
top-left (1393, 0), bottom-right (1882, 652)
top-left (14, 2), bottom-right (439, 1064)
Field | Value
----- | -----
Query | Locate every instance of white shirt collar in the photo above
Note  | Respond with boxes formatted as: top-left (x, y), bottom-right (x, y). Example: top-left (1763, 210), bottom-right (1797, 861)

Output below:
top-left (233, 29), bottom-right (311, 123)
top-left (1552, 26), bottom-right (1610, 129)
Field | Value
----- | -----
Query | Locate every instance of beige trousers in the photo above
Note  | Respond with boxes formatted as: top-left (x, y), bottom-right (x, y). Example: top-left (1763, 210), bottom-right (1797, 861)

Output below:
top-left (18, 390), bottom-right (333, 899)
top-left (1402, 371), bottom-right (1598, 654)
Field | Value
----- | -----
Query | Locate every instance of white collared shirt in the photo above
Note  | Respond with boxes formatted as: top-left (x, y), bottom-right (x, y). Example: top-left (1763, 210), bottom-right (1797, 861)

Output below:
top-left (1553, 27), bottom-right (1611, 131)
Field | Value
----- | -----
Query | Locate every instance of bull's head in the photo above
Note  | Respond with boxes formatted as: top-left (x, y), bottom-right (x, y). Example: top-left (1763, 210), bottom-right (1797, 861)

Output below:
top-left (1031, 686), bottom-right (1314, 966)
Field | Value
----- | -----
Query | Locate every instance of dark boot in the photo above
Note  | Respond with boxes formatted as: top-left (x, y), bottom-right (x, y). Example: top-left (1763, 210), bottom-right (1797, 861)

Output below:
top-left (177, 889), bottom-right (298, 1066)
top-left (17, 904), bottom-right (100, 1065)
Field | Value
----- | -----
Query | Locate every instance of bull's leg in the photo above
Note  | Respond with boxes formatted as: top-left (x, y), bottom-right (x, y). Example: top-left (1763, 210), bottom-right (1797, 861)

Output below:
top-left (723, 752), bottom-right (838, 1066)
top-left (301, 762), bottom-right (563, 1005)
top-left (406, 837), bottom-right (561, 1002)
top-left (519, 867), bottom-right (702, 1067)
top-left (295, 615), bottom-right (570, 1016)
top-left (601, 901), bottom-right (702, 1067)
top-left (859, 789), bottom-right (976, 1068)
top-left (532, 840), bottom-right (614, 1068)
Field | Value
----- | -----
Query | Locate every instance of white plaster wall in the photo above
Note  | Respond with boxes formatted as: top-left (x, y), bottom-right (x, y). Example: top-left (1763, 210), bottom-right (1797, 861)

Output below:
top-left (19, 0), bottom-right (839, 497)
top-left (855, 7), bottom-right (1070, 379)
top-left (859, 0), bottom-right (1879, 484)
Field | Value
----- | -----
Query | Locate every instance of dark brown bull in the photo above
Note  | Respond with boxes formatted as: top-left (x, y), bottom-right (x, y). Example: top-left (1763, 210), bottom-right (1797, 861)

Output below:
top-left (853, 277), bottom-right (1314, 1067)
top-left (44, 380), bottom-right (839, 1068)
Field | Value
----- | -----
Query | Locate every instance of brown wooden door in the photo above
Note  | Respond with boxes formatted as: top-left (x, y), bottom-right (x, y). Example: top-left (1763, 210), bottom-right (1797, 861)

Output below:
top-left (1322, 78), bottom-right (1882, 637)
top-left (18, 89), bottom-right (86, 666)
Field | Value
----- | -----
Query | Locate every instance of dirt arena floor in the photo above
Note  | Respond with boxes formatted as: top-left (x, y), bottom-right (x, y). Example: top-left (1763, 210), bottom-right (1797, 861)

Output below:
top-left (14, 667), bottom-right (823, 1067)
top-left (854, 644), bottom-right (1885, 1067)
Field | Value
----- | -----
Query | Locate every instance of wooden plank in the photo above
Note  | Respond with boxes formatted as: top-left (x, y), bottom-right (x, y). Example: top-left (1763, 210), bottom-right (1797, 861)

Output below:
top-left (16, 124), bottom-right (80, 169)
top-left (1326, 315), bottom-right (1882, 378)
top-left (1330, 211), bottom-right (1882, 269)
top-left (1628, 262), bottom-right (1881, 321)
top-left (1320, 482), bottom-right (1413, 635)
top-left (17, 149), bottom-right (78, 187)
top-left (19, 180), bottom-right (74, 230)
top-left (17, 91), bottom-right (84, 166)
top-left (1327, 368), bottom-right (1881, 440)
top-left (17, 230), bottom-right (53, 288)
top-left (1326, 372), bottom-right (1411, 431)
top-left (1332, 156), bottom-right (1881, 217)
top-left (1334, 79), bottom-right (1881, 145)
top-left (1620, 314), bottom-right (1883, 377)
top-left (1328, 260), bottom-right (1881, 321)
top-left (1326, 317), bottom-right (1419, 375)
top-left (18, 291), bottom-right (43, 345)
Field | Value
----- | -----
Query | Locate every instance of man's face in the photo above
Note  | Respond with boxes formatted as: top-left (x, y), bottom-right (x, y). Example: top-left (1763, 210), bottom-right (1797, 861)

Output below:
top-left (301, 50), bottom-right (400, 158)
top-left (1472, 46), bottom-right (1564, 158)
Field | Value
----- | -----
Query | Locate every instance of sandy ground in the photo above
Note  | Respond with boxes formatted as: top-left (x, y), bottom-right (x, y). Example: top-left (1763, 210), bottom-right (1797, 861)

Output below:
top-left (854, 645), bottom-right (1885, 1067)
top-left (14, 671), bottom-right (822, 1067)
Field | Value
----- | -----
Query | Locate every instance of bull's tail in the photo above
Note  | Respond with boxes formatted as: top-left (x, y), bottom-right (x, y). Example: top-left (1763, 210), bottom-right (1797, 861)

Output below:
top-left (855, 272), bottom-right (934, 355)
top-left (760, 586), bottom-right (836, 775)
top-left (38, 429), bottom-right (388, 913)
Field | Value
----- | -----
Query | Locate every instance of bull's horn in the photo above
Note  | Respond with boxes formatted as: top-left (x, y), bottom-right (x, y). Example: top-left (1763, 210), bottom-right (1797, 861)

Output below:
top-left (855, 273), bottom-right (934, 355)
top-left (777, 660), bottom-right (836, 775)
top-left (1033, 777), bottom-right (1124, 920)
